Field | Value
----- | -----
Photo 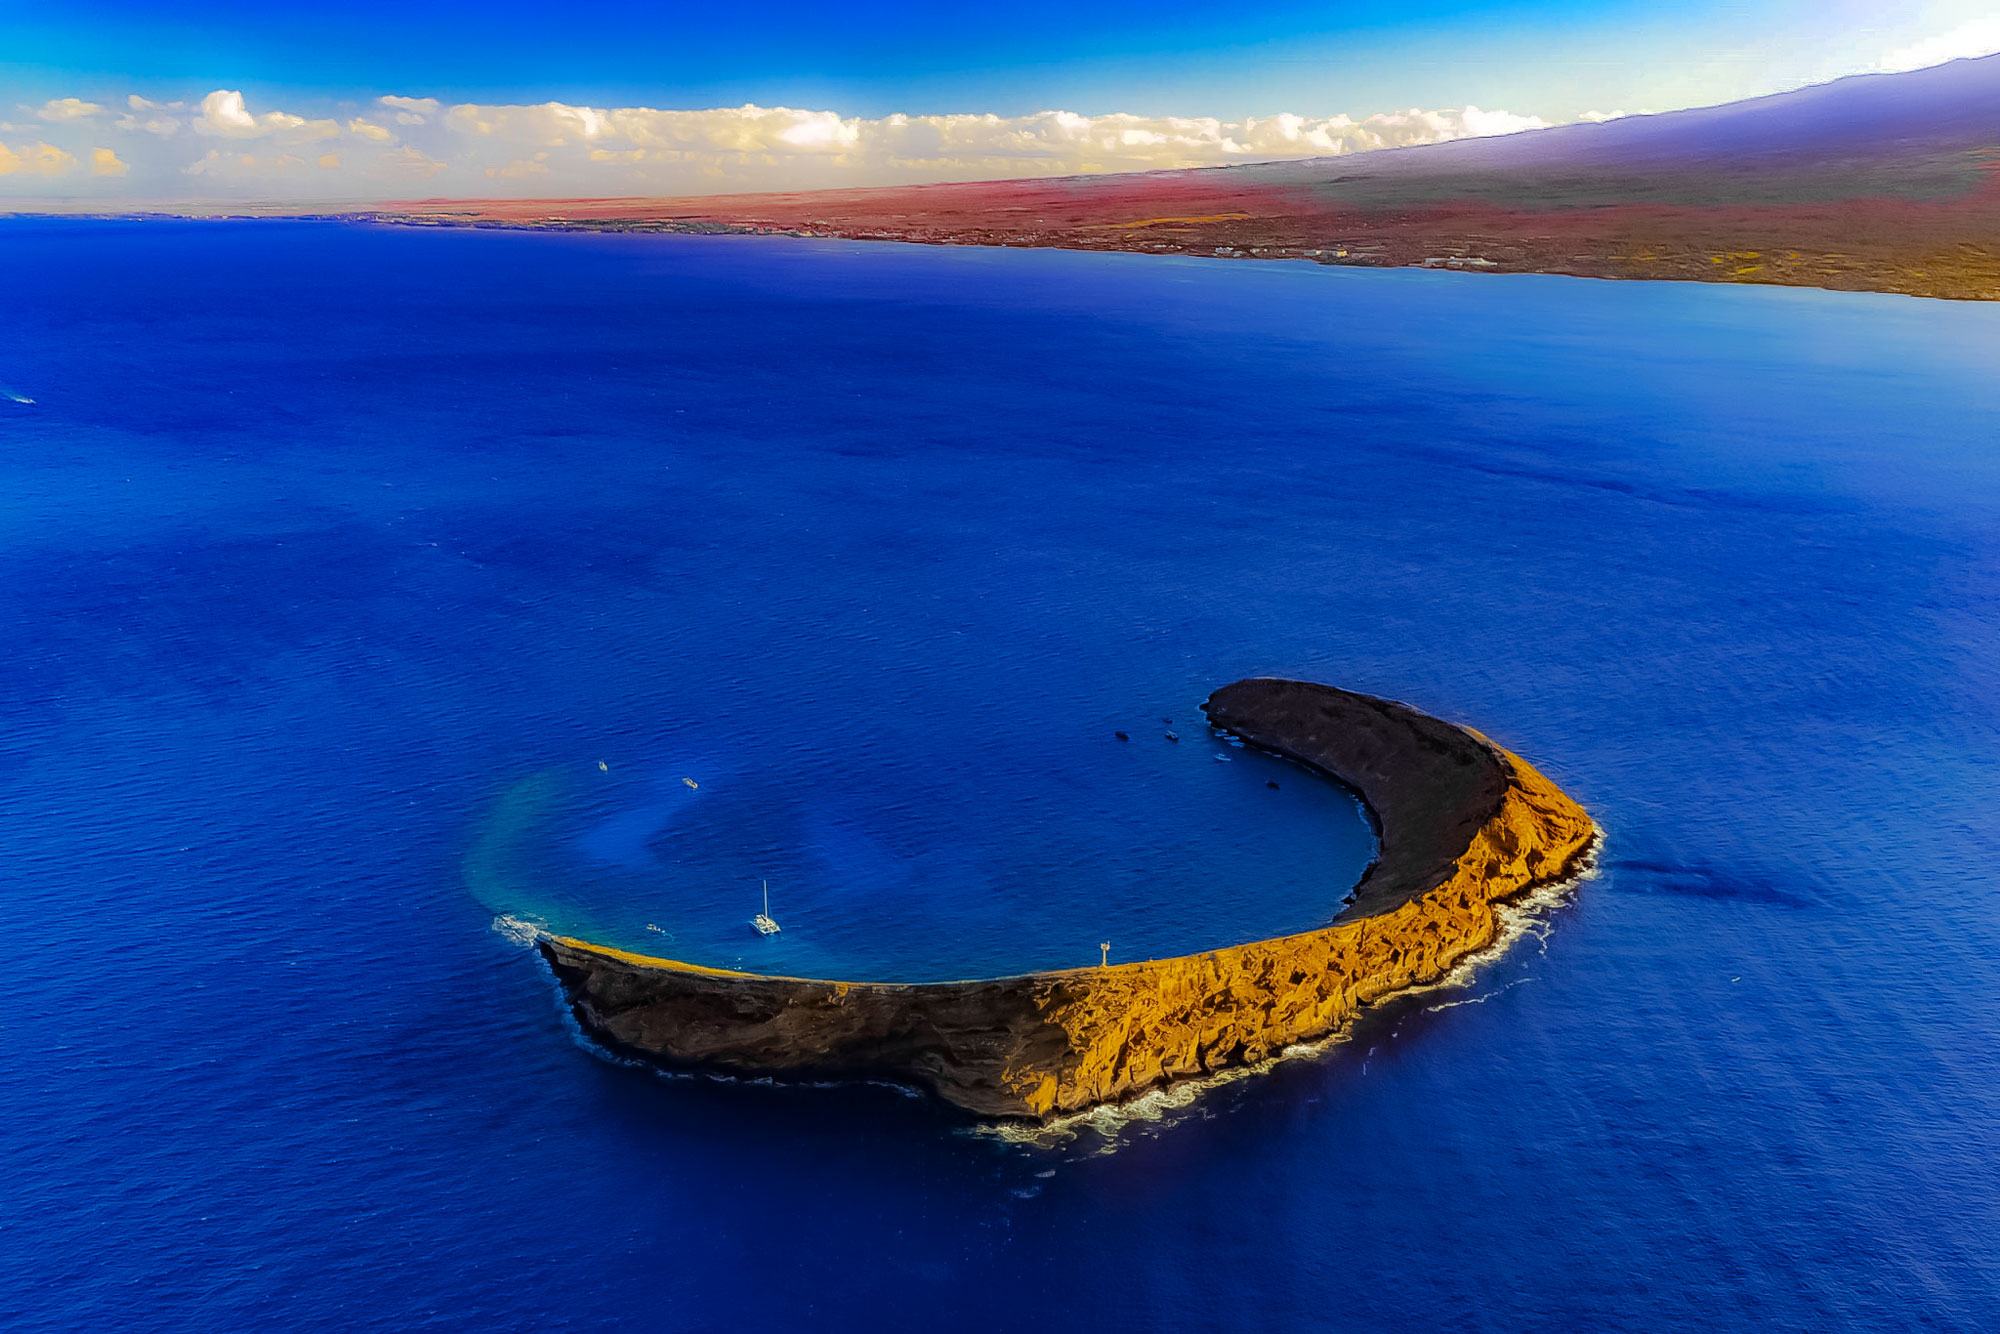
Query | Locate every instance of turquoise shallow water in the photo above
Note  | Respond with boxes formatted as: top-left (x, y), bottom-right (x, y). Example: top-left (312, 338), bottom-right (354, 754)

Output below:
top-left (3, 220), bottom-right (1998, 1329)
top-left (463, 643), bottom-right (1382, 981)
top-left (471, 736), bottom-right (1375, 981)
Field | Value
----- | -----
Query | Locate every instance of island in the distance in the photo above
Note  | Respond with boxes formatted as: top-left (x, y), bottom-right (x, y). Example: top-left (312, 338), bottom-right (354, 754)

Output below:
top-left (382, 55), bottom-right (2000, 303)
top-left (539, 678), bottom-right (1597, 1119)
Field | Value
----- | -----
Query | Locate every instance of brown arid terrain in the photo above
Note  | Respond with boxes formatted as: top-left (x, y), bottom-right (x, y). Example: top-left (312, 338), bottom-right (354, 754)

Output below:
top-left (540, 678), bottom-right (1598, 1120)
top-left (381, 54), bottom-right (2000, 301)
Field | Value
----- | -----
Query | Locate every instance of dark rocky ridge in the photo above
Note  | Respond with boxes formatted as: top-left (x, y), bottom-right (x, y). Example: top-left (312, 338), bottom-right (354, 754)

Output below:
top-left (539, 677), bottom-right (1596, 1118)
top-left (1203, 678), bottom-right (1506, 919)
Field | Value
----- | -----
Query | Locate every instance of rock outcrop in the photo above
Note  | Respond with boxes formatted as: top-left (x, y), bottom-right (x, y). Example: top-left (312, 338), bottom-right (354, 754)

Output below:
top-left (539, 678), bottom-right (1597, 1119)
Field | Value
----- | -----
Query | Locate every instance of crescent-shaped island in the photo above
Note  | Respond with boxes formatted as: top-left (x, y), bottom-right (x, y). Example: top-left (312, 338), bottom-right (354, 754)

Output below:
top-left (539, 678), bottom-right (1597, 1119)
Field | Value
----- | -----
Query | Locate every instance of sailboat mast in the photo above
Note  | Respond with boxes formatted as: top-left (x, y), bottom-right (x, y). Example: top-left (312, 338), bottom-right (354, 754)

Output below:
top-left (763, 880), bottom-right (769, 916)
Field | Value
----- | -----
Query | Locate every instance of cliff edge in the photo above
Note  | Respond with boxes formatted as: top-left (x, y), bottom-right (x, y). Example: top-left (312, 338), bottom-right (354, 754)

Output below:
top-left (538, 678), bottom-right (1597, 1119)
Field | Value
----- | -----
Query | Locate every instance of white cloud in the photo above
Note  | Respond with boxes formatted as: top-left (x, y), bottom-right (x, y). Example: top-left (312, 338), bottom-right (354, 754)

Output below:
top-left (117, 114), bottom-right (181, 136)
top-left (379, 95), bottom-right (441, 127)
top-left (115, 94), bottom-right (181, 135)
top-left (90, 147), bottom-right (127, 177)
top-left (434, 99), bottom-right (1546, 178)
top-left (38, 97), bottom-right (106, 122)
top-left (387, 145), bottom-right (446, 176)
top-left (0, 141), bottom-right (78, 176)
top-left (195, 89), bottom-right (270, 136)
top-left (194, 89), bottom-right (337, 141)
top-left (2, 87), bottom-right (1556, 197)
top-left (448, 101), bottom-right (615, 144)
top-left (777, 109), bottom-right (861, 151)
top-left (487, 152), bottom-right (552, 179)
top-left (1879, 18), bottom-right (2000, 72)
top-left (184, 147), bottom-right (311, 178)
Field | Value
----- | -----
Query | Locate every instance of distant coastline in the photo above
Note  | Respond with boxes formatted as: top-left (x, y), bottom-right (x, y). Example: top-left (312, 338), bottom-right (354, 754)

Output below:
top-left (359, 184), bottom-right (1998, 303)
top-left (366, 208), bottom-right (2000, 303)
top-left (539, 678), bottom-right (1599, 1120)
top-left (8, 56), bottom-right (1998, 303)
top-left (15, 204), bottom-right (1986, 305)
top-left (14, 54), bottom-right (2000, 303)
top-left (371, 57), bottom-right (2000, 301)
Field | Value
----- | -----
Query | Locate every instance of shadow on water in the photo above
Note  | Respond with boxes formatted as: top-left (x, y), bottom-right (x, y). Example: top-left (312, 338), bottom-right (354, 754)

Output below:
top-left (1601, 856), bottom-right (1821, 909)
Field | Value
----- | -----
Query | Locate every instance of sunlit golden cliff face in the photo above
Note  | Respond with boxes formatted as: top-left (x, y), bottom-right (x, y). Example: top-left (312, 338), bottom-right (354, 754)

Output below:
top-left (540, 678), bottom-right (1596, 1119)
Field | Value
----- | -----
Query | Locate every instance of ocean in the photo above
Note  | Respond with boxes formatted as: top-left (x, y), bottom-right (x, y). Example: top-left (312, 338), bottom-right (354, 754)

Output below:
top-left (3, 219), bottom-right (1996, 1329)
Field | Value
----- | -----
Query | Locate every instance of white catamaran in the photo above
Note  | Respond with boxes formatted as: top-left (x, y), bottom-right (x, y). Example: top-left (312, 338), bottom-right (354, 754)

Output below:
top-left (751, 880), bottom-right (780, 936)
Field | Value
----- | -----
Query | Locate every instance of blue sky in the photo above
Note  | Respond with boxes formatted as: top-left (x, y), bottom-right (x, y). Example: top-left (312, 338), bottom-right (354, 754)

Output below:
top-left (9, 0), bottom-right (1994, 118)
top-left (3, 2), bottom-right (1671, 116)
top-left (3, 1), bottom-right (1996, 199)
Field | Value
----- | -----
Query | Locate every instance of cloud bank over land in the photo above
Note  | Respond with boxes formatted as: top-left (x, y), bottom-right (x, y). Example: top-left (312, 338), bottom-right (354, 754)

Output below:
top-left (1, 88), bottom-right (1554, 200)
top-left (12, 30), bottom-right (1996, 204)
top-left (1879, 17), bottom-right (2000, 72)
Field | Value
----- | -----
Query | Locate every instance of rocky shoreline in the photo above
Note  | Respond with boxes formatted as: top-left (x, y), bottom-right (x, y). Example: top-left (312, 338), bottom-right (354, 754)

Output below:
top-left (539, 678), bottom-right (1597, 1119)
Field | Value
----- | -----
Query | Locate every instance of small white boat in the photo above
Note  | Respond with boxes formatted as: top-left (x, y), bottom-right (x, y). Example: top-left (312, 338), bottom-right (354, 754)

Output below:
top-left (683, 776), bottom-right (699, 790)
top-left (751, 879), bottom-right (780, 936)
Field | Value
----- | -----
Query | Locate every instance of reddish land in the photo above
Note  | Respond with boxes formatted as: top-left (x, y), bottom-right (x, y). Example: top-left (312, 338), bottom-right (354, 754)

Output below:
top-left (381, 56), bottom-right (2000, 301)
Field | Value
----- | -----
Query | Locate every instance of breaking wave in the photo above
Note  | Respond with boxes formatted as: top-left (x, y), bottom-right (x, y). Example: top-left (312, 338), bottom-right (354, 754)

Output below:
top-left (514, 831), bottom-right (1604, 1157)
top-left (491, 912), bottom-right (549, 947)
top-left (977, 830), bottom-right (1604, 1154)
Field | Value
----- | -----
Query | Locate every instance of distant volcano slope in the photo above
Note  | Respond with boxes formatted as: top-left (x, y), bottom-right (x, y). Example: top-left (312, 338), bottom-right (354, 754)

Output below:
top-left (387, 55), bottom-right (2000, 300)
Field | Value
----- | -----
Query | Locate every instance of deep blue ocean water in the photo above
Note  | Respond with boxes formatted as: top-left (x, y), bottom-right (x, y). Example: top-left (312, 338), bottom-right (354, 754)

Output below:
top-left (3, 220), bottom-right (1997, 1330)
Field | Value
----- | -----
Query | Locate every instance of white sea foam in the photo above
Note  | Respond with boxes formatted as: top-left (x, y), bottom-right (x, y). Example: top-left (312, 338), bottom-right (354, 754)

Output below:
top-left (518, 835), bottom-right (1604, 1157)
top-left (977, 830), bottom-right (1605, 1155)
top-left (1421, 975), bottom-right (1534, 1013)
top-left (491, 912), bottom-right (548, 947)
top-left (973, 1027), bottom-right (1357, 1153)
top-left (2, 390), bottom-right (33, 405)
top-left (1420, 827), bottom-right (1604, 996)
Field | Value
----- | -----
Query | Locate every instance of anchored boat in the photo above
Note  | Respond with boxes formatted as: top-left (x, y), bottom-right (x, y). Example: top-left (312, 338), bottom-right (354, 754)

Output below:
top-left (751, 880), bottom-right (780, 936)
